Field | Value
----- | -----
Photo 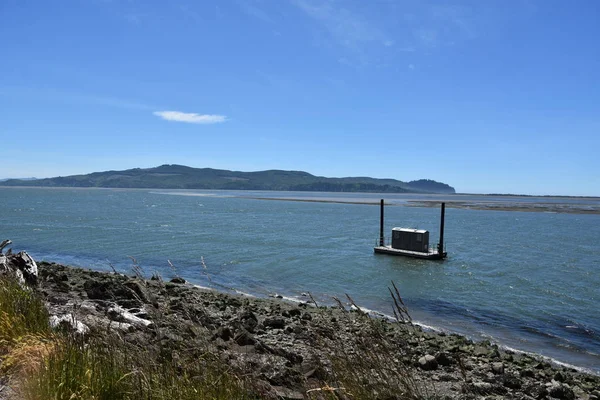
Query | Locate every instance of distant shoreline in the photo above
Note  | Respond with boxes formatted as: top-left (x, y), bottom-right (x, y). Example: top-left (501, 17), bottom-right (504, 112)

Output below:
top-left (406, 200), bottom-right (600, 215)
top-left (2, 186), bottom-right (599, 214)
top-left (240, 196), bottom-right (600, 214)
top-left (1, 185), bottom-right (598, 200)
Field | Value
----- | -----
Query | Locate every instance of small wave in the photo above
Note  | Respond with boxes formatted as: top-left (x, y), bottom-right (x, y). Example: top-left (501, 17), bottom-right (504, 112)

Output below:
top-left (150, 192), bottom-right (224, 198)
top-left (348, 304), bottom-right (394, 319)
top-left (276, 295), bottom-right (304, 304)
top-left (234, 290), bottom-right (256, 298)
top-left (495, 345), bottom-right (600, 376)
top-left (412, 320), bottom-right (446, 333)
top-left (192, 284), bottom-right (213, 291)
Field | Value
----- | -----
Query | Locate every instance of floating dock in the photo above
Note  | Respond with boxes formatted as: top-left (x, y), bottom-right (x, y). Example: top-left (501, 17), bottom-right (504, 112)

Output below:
top-left (373, 200), bottom-right (447, 260)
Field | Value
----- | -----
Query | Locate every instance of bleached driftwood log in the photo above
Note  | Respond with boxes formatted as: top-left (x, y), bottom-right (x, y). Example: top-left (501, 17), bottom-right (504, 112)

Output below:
top-left (0, 239), bottom-right (38, 286)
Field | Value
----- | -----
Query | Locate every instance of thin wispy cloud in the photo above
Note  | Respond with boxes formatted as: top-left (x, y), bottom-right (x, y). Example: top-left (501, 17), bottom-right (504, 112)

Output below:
top-left (414, 28), bottom-right (439, 48)
top-left (84, 94), bottom-right (158, 111)
top-left (410, 4), bottom-right (480, 49)
top-left (238, 0), bottom-right (273, 23)
top-left (291, 0), bottom-right (391, 51)
top-left (430, 4), bottom-right (475, 39)
top-left (0, 85), bottom-right (158, 111)
top-left (153, 111), bottom-right (227, 124)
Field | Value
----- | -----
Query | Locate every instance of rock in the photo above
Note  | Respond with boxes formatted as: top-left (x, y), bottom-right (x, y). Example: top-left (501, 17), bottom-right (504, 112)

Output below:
top-left (473, 346), bottom-right (489, 357)
top-left (521, 368), bottom-right (535, 378)
top-left (264, 317), bottom-right (286, 330)
top-left (489, 348), bottom-right (501, 359)
top-left (234, 329), bottom-right (255, 346)
top-left (554, 371), bottom-right (566, 382)
top-left (124, 281), bottom-right (148, 303)
top-left (418, 354), bottom-right (438, 371)
top-left (524, 384), bottom-right (548, 399)
top-left (48, 295), bottom-right (69, 305)
top-left (435, 352), bottom-right (453, 367)
top-left (170, 277), bottom-right (186, 284)
top-left (470, 382), bottom-right (493, 394)
top-left (301, 312), bottom-right (312, 321)
top-left (228, 298), bottom-right (242, 307)
top-left (84, 279), bottom-right (146, 306)
top-left (273, 386), bottom-right (304, 400)
top-left (214, 326), bottom-right (232, 341)
top-left (292, 325), bottom-right (303, 334)
top-left (288, 308), bottom-right (302, 317)
top-left (535, 361), bottom-right (550, 369)
top-left (503, 374), bottom-right (522, 390)
top-left (491, 362), bottom-right (505, 374)
top-left (239, 310), bottom-right (258, 333)
top-left (439, 373), bottom-right (459, 382)
top-left (549, 383), bottom-right (575, 400)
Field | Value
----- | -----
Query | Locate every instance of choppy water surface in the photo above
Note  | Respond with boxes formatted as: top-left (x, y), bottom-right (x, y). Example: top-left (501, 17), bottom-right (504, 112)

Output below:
top-left (2, 188), bottom-right (599, 373)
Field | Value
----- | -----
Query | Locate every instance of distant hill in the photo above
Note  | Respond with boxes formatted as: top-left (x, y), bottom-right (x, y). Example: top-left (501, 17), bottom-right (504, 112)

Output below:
top-left (0, 165), bottom-right (456, 194)
top-left (0, 177), bottom-right (37, 182)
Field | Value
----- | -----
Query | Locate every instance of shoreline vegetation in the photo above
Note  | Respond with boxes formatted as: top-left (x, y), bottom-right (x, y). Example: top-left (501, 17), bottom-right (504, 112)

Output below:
top-left (1, 248), bottom-right (600, 399)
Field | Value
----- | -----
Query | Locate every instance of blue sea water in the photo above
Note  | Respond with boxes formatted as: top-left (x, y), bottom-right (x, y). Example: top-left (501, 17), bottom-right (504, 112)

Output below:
top-left (1, 187), bottom-right (599, 373)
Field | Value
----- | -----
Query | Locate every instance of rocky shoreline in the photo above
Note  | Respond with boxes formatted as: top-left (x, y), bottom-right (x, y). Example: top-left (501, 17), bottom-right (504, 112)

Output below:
top-left (2, 247), bottom-right (600, 399)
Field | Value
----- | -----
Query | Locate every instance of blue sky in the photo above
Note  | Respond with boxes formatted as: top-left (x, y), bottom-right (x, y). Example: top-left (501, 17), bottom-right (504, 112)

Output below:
top-left (1, 0), bottom-right (599, 195)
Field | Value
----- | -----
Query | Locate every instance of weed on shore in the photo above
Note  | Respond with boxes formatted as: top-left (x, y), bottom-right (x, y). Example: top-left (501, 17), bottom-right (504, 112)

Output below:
top-left (0, 275), bottom-right (255, 400)
top-left (305, 284), bottom-right (432, 400)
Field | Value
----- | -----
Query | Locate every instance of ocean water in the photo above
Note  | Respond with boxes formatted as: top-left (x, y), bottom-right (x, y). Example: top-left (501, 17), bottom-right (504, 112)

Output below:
top-left (1, 187), bottom-right (599, 373)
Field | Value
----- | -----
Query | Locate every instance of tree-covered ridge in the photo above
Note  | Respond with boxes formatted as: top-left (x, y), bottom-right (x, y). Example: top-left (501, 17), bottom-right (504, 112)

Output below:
top-left (1, 164), bottom-right (456, 194)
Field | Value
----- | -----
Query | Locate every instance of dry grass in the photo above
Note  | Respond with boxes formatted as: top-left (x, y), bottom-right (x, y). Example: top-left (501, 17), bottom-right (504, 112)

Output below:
top-left (325, 315), bottom-right (425, 400)
top-left (24, 330), bottom-right (254, 400)
top-left (305, 282), bottom-right (432, 400)
top-left (0, 273), bottom-right (256, 400)
top-left (0, 278), bottom-right (50, 344)
top-left (0, 276), bottom-right (52, 375)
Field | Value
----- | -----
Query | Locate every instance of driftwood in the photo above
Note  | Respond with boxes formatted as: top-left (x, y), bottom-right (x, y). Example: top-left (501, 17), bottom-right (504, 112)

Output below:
top-left (0, 239), bottom-right (38, 286)
top-left (0, 239), bottom-right (11, 252)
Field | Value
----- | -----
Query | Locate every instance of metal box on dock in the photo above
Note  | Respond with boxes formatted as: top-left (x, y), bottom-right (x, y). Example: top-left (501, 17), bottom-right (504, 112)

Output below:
top-left (391, 228), bottom-right (429, 252)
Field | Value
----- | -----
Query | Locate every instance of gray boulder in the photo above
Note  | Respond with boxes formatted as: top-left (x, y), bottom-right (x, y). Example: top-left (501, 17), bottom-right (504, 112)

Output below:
top-left (418, 354), bottom-right (438, 371)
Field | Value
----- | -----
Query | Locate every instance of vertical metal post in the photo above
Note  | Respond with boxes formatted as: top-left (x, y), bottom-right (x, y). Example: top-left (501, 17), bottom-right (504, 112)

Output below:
top-left (379, 199), bottom-right (385, 246)
top-left (438, 202), bottom-right (445, 253)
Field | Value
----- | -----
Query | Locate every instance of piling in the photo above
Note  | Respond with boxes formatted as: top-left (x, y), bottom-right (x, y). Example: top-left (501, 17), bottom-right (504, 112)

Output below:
top-left (379, 199), bottom-right (385, 246)
top-left (438, 202), bottom-right (445, 253)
